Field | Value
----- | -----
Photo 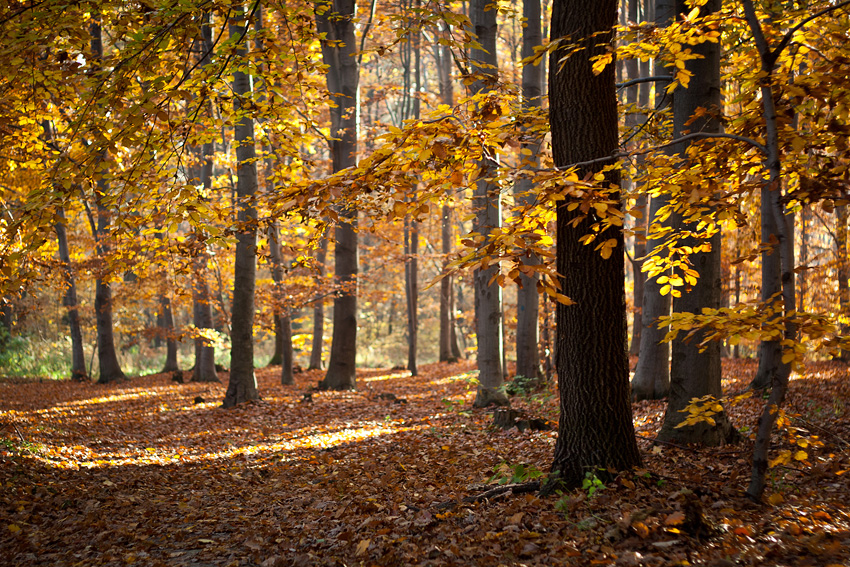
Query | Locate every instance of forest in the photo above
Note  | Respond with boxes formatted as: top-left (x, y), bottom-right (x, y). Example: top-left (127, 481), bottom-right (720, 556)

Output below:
top-left (1, 0), bottom-right (850, 565)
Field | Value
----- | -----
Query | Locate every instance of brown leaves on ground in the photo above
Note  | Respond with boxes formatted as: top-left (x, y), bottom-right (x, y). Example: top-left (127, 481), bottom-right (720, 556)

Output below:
top-left (1, 359), bottom-right (849, 566)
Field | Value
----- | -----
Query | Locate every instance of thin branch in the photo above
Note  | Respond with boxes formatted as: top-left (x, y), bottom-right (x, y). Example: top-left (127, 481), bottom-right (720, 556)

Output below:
top-left (617, 75), bottom-right (673, 90)
top-left (768, 0), bottom-right (850, 68)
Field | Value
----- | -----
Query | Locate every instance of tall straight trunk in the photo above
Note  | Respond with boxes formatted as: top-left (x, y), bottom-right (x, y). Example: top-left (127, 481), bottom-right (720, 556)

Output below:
top-left (55, 208), bottom-right (87, 380)
top-left (836, 205), bottom-right (849, 360)
top-left (222, 7), bottom-right (260, 408)
top-left (630, 0), bottom-right (674, 401)
top-left (309, 233), bottom-right (329, 370)
top-left (626, 0), bottom-right (647, 358)
top-left (437, 26), bottom-right (461, 363)
top-left (89, 19), bottom-right (126, 384)
top-left (799, 205), bottom-right (809, 313)
top-left (470, 0), bottom-right (508, 407)
top-left (547, 0), bottom-right (641, 490)
top-left (404, 218), bottom-right (419, 375)
top-left (514, 0), bottom-right (544, 383)
top-left (317, 0), bottom-right (359, 390)
top-left (658, 0), bottom-right (737, 446)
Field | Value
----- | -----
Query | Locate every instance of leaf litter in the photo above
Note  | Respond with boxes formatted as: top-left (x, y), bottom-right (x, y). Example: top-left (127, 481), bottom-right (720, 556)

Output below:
top-left (1, 358), bottom-right (849, 566)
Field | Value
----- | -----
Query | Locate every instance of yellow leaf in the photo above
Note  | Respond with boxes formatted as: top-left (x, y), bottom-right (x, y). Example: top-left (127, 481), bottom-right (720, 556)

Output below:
top-left (356, 539), bottom-right (371, 555)
top-left (781, 352), bottom-right (795, 364)
top-left (7, 524), bottom-right (21, 533)
top-left (767, 493), bottom-right (784, 505)
top-left (794, 450), bottom-right (808, 461)
top-left (600, 246), bottom-right (612, 260)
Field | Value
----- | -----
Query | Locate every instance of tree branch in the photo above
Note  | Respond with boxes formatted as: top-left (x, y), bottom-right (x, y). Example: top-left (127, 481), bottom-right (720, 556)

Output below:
top-left (617, 75), bottom-right (673, 90)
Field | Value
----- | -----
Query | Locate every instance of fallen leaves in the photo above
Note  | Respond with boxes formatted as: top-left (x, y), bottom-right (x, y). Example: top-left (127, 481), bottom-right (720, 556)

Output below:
top-left (0, 359), bottom-right (849, 566)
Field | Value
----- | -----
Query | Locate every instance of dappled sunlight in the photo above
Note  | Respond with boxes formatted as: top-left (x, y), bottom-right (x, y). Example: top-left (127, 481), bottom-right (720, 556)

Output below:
top-left (362, 370), bottom-right (411, 382)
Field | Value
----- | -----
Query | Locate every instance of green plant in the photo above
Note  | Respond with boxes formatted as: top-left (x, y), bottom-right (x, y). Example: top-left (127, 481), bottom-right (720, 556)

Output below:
top-left (489, 461), bottom-right (543, 485)
top-left (505, 374), bottom-right (539, 397)
top-left (582, 470), bottom-right (606, 498)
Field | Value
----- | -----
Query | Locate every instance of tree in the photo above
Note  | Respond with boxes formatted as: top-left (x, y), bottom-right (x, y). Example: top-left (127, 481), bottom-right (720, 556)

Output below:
top-left (308, 233), bottom-right (329, 370)
top-left (546, 0), bottom-right (641, 489)
top-left (630, 0), bottom-right (674, 402)
top-left (89, 16), bottom-right (126, 385)
top-left (222, 6), bottom-right (261, 408)
top-left (657, 0), bottom-right (738, 446)
top-left (316, 0), bottom-right (360, 391)
top-left (514, 0), bottom-right (544, 384)
top-left (54, 207), bottom-right (87, 381)
top-left (470, 0), bottom-right (509, 408)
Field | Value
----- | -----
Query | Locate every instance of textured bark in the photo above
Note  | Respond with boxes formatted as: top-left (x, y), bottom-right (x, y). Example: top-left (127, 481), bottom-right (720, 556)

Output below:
top-left (317, 0), bottom-right (359, 391)
top-left (658, 0), bottom-right (738, 446)
top-left (514, 0), bottom-right (543, 383)
top-left (469, 0), bottom-right (508, 407)
top-left (268, 224), bottom-right (294, 385)
top-left (309, 234), bottom-right (329, 370)
top-left (55, 209), bottom-right (87, 380)
top-left (630, 0), bottom-right (674, 401)
top-left (90, 20), bottom-right (126, 385)
top-left (222, 9), bottom-right (260, 408)
top-left (547, 0), bottom-right (641, 490)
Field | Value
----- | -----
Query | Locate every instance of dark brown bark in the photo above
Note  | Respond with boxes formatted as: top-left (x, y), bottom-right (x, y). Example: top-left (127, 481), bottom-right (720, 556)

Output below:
top-left (317, 0), bottom-right (359, 391)
top-left (160, 295), bottom-right (179, 373)
top-left (470, 0), bottom-right (508, 407)
top-left (404, 217), bottom-right (419, 375)
top-left (836, 205), bottom-right (849, 360)
top-left (222, 7), bottom-right (260, 408)
top-left (547, 0), bottom-right (641, 490)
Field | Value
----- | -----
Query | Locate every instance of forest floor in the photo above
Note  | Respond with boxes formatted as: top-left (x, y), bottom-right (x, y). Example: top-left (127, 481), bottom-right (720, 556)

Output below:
top-left (1, 358), bottom-right (849, 567)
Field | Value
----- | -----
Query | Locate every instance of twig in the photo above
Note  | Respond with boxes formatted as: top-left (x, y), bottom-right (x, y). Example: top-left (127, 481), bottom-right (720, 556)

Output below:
top-left (793, 416), bottom-right (850, 449)
top-left (433, 480), bottom-right (542, 510)
top-left (637, 434), bottom-right (702, 453)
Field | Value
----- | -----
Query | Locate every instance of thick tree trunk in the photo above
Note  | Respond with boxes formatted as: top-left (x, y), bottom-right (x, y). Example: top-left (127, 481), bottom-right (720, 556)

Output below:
top-left (222, 8), bottom-right (260, 408)
top-left (658, 0), bottom-right (737, 446)
top-left (470, 0), bottom-right (508, 407)
top-left (547, 0), bottom-right (641, 490)
top-left (514, 0), bottom-right (544, 383)
top-left (55, 209), bottom-right (87, 380)
top-left (317, 0), bottom-right (359, 391)
top-left (630, 0), bottom-right (674, 401)
top-left (309, 233), bottom-right (329, 370)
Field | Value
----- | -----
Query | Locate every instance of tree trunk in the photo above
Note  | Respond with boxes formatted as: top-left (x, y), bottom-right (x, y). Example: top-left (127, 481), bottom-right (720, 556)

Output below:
top-left (309, 233), bottom-right (329, 370)
top-left (470, 0), bottom-right (508, 407)
top-left (657, 0), bottom-right (738, 446)
top-left (630, 0), bottom-right (674, 401)
top-left (404, 217), bottom-right (419, 375)
top-left (90, 19), bottom-right (126, 385)
top-left (160, 295), bottom-right (179, 372)
top-left (317, 0), bottom-right (359, 391)
top-left (269, 224), bottom-right (295, 385)
top-left (836, 205), bottom-right (849, 361)
top-left (55, 208), bottom-right (87, 381)
top-left (436, 29), bottom-right (461, 363)
top-left (546, 0), bottom-right (641, 490)
top-left (222, 8), bottom-right (260, 408)
top-left (514, 0), bottom-right (544, 383)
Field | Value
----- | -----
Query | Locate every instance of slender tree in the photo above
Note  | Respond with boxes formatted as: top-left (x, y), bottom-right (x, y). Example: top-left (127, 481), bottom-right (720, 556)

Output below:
top-left (55, 208), bottom-right (87, 381)
top-left (222, 5), bottom-right (261, 408)
top-left (316, 0), bottom-right (360, 390)
top-left (470, 0), bottom-right (509, 407)
top-left (308, 233), bottom-right (329, 370)
top-left (546, 0), bottom-right (641, 489)
top-left (630, 0), bottom-right (674, 401)
top-left (514, 0), bottom-right (544, 383)
top-left (90, 17), bottom-right (126, 384)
